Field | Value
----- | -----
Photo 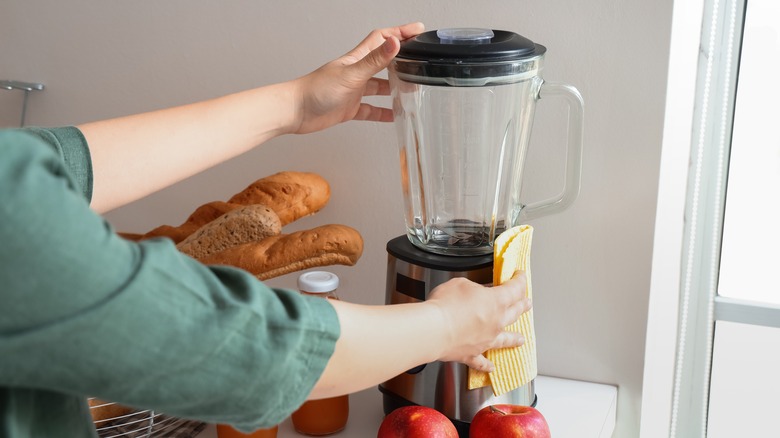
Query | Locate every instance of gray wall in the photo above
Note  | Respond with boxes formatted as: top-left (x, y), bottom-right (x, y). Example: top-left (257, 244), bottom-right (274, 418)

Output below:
top-left (0, 1), bottom-right (672, 436)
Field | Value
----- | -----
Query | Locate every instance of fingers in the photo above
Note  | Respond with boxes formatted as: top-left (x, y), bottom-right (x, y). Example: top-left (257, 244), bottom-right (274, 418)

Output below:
top-left (465, 354), bottom-right (495, 373)
top-left (493, 270), bottom-right (531, 329)
top-left (345, 22), bottom-right (425, 60)
top-left (346, 36), bottom-right (400, 82)
top-left (353, 103), bottom-right (393, 123)
top-left (465, 331), bottom-right (525, 373)
top-left (493, 271), bottom-right (528, 305)
top-left (493, 331), bottom-right (526, 350)
top-left (344, 22), bottom-right (425, 82)
top-left (354, 78), bottom-right (392, 122)
top-left (501, 297), bottom-right (532, 328)
top-left (394, 21), bottom-right (426, 40)
top-left (363, 77), bottom-right (390, 97)
top-left (465, 329), bottom-right (525, 372)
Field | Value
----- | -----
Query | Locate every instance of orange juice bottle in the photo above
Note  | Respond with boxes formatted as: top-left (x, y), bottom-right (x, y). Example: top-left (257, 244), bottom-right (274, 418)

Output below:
top-left (216, 424), bottom-right (278, 438)
top-left (292, 271), bottom-right (350, 435)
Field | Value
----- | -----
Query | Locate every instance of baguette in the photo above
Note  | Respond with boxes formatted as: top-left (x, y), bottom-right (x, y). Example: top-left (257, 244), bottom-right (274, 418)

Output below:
top-left (142, 201), bottom-right (236, 244)
top-left (117, 232), bottom-right (144, 242)
top-left (88, 398), bottom-right (134, 424)
top-left (226, 171), bottom-right (330, 225)
top-left (142, 172), bottom-right (330, 243)
top-left (199, 224), bottom-right (363, 280)
top-left (176, 204), bottom-right (282, 260)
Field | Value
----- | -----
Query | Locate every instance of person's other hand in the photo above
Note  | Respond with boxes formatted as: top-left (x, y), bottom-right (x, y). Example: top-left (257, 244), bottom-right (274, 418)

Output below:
top-left (426, 272), bottom-right (531, 372)
top-left (290, 22), bottom-right (424, 135)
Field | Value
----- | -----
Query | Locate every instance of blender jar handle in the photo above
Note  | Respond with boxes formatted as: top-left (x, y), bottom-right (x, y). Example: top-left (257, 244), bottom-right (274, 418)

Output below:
top-left (520, 80), bottom-right (585, 221)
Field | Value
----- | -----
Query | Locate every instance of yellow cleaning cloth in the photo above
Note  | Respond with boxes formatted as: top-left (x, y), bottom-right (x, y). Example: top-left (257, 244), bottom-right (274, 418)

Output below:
top-left (467, 225), bottom-right (536, 396)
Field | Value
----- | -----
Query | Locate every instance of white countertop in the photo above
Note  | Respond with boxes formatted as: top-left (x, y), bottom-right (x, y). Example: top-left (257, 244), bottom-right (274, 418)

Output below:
top-left (197, 375), bottom-right (617, 438)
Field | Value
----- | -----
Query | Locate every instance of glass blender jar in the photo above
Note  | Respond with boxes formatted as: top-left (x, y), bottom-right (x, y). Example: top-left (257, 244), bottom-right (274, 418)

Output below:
top-left (388, 28), bottom-right (584, 256)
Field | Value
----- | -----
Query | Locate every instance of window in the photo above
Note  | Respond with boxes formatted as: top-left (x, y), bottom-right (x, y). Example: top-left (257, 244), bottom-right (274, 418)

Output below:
top-left (641, 0), bottom-right (780, 436)
top-left (717, 0), bottom-right (780, 308)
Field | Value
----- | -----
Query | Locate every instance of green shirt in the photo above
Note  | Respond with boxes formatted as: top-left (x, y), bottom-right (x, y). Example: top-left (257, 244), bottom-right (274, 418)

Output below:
top-left (0, 127), bottom-right (340, 437)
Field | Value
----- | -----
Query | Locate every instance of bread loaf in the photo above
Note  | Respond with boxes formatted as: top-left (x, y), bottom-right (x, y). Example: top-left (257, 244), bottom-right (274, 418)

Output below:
top-left (88, 398), bottom-right (134, 424)
top-left (117, 232), bottom-right (144, 242)
top-left (142, 201), bottom-right (236, 243)
top-left (176, 204), bottom-right (282, 260)
top-left (226, 171), bottom-right (330, 225)
top-left (142, 172), bottom-right (330, 243)
top-left (199, 224), bottom-right (363, 280)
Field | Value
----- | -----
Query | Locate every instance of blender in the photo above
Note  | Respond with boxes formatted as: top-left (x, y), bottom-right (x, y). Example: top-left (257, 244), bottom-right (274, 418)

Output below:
top-left (378, 28), bottom-right (584, 436)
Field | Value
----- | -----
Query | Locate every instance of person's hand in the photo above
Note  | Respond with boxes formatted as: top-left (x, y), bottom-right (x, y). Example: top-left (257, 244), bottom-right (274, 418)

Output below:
top-left (311, 270), bottom-right (530, 398)
top-left (426, 272), bottom-right (531, 372)
top-left (289, 22), bottom-right (424, 135)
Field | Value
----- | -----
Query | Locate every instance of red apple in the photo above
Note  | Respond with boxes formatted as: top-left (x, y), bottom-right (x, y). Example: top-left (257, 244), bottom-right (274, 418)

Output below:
top-left (470, 404), bottom-right (550, 438)
top-left (377, 406), bottom-right (458, 438)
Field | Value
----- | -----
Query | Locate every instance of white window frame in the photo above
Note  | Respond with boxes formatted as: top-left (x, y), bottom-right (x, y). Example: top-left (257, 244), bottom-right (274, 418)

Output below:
top-left (641, 0), bottom-right (780, 437)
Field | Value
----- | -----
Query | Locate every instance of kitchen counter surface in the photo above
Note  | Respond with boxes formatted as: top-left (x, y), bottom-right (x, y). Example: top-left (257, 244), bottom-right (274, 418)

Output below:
top-left (197, 375), bottom-right (617, 438)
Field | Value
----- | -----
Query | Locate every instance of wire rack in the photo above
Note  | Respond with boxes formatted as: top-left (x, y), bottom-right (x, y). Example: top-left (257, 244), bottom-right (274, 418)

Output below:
top-left (0, 79), bottom-right (44, 127)
top-left (89, 398), bottom-right (206, 438)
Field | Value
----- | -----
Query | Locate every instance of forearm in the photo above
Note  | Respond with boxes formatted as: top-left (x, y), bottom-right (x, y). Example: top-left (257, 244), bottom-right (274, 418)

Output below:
top-left (309, 300), bottom-right (448, 399)
top-left (80, 23), bottom-right (424, 213)
top-left (80, 82), bottom-right (298, 213)
top-left (309, 275), bottom-right (531, 400)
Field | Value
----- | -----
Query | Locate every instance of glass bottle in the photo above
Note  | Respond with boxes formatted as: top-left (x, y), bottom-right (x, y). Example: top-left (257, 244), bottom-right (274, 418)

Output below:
top-left (291, 271), bottom-right (350, 436)
top-left (216, 424), bottom-right (278, 438)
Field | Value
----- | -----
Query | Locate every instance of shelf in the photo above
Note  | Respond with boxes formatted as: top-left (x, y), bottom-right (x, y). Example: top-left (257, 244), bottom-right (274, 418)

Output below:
top-left (196, 375), bottom-right (617, 438)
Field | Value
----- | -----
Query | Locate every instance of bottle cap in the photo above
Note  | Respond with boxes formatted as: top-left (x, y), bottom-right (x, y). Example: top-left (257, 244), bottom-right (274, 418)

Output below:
top-left (297, 271), bottom-right (339, 293)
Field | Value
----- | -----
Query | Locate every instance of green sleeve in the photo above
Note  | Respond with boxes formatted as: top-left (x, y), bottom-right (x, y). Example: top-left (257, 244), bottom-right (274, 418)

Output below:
top-left (0, 129), bottom-right (340, 433)
top-left (19, 126), bottom-right (94, 201)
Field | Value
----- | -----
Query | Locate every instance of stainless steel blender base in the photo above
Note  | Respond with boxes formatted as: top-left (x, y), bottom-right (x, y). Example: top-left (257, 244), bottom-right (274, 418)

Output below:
top-left (380, 236), bottom-right (537, 435)
top-left (379, 360), bottom-right (536, 419)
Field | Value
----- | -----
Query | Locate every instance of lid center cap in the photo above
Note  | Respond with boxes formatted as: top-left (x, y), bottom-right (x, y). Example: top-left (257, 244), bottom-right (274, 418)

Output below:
top-left (436, 28), bottom-right (495, 45)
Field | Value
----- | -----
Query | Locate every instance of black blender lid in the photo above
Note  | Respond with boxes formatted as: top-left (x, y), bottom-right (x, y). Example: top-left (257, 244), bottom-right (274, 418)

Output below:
top-left (397, 28), bottom-right (545, 62)
top-left (393, 28), bottom-right (546, 86)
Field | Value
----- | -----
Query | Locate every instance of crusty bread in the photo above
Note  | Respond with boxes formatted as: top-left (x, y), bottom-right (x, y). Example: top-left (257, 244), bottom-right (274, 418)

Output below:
top-left (176, 204), bottom-right (282, 260)
top-left (226, 171), bottom-right (330, 226)
top-left (199, 224), bottom-right (363, 280)
top-left (143, 201), bottom-right (236, 244)
top-left (88, 398), bottom-right (134, 424)
top-left (142, 172), bottom-right (330, 243)
top-left (117, 232), bottom-right (144, 242)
